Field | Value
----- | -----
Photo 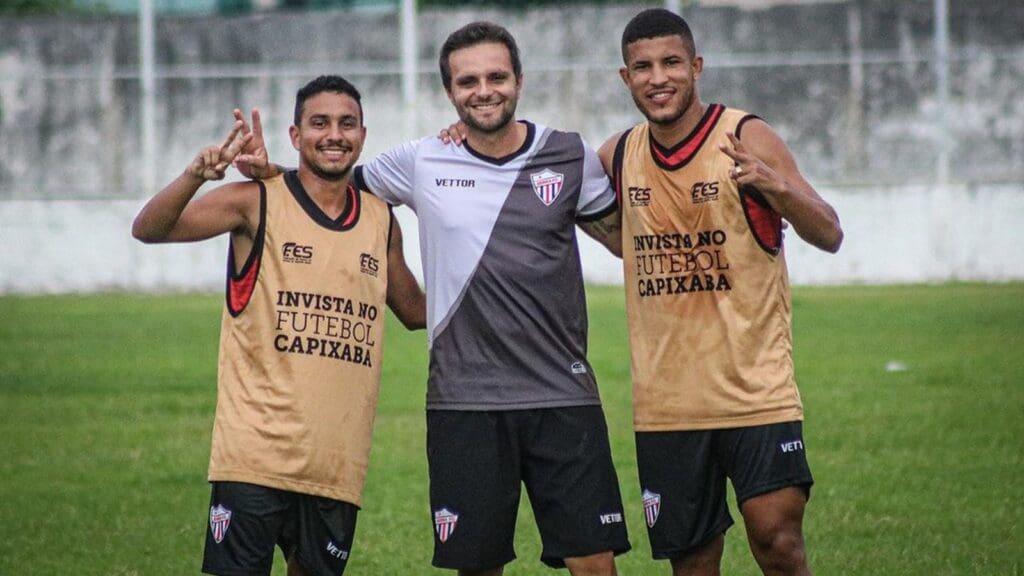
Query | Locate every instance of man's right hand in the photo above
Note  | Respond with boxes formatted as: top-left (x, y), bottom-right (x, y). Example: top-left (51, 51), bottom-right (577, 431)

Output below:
top-left (186, 119), bottom-right (251, 181)
top-left (233, 108), bottom-right (279, 179)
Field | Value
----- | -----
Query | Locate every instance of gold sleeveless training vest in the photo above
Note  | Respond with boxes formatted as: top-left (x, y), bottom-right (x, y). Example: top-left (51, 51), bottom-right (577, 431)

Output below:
top-left (209, 172), bottom-right (390, 504)
top-left (614, 105), bottom-right (803, 432)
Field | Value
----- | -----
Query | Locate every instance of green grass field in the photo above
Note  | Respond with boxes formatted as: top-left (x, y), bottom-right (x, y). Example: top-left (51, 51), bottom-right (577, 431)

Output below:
top-left (1, 284), bottom-right (1022, 575)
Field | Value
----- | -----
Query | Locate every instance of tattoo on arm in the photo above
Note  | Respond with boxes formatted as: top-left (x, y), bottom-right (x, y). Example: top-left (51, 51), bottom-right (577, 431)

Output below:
top-left (579, 213), bottom-right (623, 258)
top-left (585, 218), bottom-right (620, 239)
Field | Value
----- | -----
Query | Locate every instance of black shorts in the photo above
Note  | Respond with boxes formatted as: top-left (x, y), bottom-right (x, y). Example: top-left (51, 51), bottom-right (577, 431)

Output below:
top-left (635, 421), bottom-right (813, 560)
top-left (427, 406), bottom-right (631, 570)
top-left (201, 481), bottom-right (358, 576)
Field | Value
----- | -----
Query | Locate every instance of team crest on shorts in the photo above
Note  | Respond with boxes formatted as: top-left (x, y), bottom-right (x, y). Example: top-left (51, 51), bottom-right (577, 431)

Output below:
top-left (209, 504), bottom-right (233, 543)
top-left (434, 508), bottom-right (459, 543)
top-left (642, 489), bottom-right (661, 528)
top-left (530, 169), bottom-right (564, 206)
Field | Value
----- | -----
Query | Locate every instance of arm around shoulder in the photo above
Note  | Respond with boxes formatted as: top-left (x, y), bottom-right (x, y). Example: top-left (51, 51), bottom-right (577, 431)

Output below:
top-left (385, 215), bottom-right (426, 331)
top-left (575, 132), bottom-right (627, 258)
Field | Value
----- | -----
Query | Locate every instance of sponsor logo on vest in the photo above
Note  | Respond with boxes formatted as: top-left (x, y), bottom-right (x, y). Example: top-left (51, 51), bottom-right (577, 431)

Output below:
top-left (530, 169), bottom-right (564, 206)
top-left (209, 504), bottom-right (232, 544)
top-left (435, 178), bottom-right (476, 188)
top-left (632, 229), bottom-right (727, 252)
top-left (434, 508), bottom-right (459, 543)
top-left (571, 361), bottom-right (587, 374)
top-left (326, 540), bottom-right (350, 560)
top-left (360, 253), bottom-right (379, 277)
top-left (599, 512), bottom-right (623, 525)
top-left (642, 489), bottom-right (661, 528)
top-left (632, 229), bottom-right (733, 298)
top-left (274, 290), bottom-right (380, 368)
top-left (780, 439), bottom-right (804, 453)
top-left (691, 181), bottom-right (720, 204)
top-left (628, 186), bottom-right (651, 207)
top-left (283, 242), bottom-right (313, 264)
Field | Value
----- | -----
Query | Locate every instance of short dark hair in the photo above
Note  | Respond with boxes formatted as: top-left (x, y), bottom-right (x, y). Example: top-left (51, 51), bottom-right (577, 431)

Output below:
top-left (620, 9), bottom-right (697, 63)
top-left (294, 75), bottom-right (364, 126)
top-left (439, 21), bottom-right (522, 91)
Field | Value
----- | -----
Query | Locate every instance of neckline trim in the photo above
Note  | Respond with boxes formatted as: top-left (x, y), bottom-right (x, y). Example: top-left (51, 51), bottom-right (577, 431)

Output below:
top-left (464, 121), bottom-right (536, 166)
top-left (649, 103), bottom-right (725, 171)
top-left (284, 170), bottom-right (360, 231)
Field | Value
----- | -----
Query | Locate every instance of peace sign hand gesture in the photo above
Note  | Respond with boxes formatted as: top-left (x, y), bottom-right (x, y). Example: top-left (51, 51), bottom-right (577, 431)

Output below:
top-left (232, 108), bottom-right (278, 180)
top-left (719, 132), bottom-right (782, 195)
top-left (186, 120), bottom-right (252, 181)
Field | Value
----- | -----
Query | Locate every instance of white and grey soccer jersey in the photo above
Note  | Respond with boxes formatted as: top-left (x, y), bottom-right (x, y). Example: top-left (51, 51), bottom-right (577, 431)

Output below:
top-left (355, 121), bottom-right (616, 410)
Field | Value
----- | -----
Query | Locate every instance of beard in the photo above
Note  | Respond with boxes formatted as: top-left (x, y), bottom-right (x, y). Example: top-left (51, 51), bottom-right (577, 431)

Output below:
top-left (633, 87), bottom-right (695, 128)
top-left (458, 101), bottom-right (516, 134)
top-left (303, 143), bottom-right (356, 182)
top-left (308, 161), bottom-right (351, 182)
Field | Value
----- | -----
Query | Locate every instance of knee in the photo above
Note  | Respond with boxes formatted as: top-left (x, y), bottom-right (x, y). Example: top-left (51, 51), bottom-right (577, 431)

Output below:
top-left (747, 527), bottom-right (806, 571)
top-left (563, 551), bottom-right (616, 576)
top-left (670, 535), bottom-right (724, 576)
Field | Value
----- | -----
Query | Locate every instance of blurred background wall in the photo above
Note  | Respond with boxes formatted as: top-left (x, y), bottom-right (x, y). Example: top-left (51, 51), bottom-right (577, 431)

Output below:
top-left (1, 0), bottom-right (1022, 293)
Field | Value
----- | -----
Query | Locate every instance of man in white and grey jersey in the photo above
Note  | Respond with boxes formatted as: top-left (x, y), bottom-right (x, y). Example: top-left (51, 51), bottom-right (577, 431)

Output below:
top-left (364, 22), bottom-right (629, 576)
top-left (234, 22), bottom-right (628, 576)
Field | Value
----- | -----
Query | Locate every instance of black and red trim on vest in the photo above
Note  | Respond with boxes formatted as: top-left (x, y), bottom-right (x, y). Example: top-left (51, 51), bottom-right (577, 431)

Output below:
top-left (648, 103), bottom-right (725, 171)
top-left (734, 114), bottom-right (783, 256)
top-left (610, 127), bottom-right (634, 209)
top-left (285, 170), bottom-right (362, 231)
top-left (226, 182), bottom-right (267, 317)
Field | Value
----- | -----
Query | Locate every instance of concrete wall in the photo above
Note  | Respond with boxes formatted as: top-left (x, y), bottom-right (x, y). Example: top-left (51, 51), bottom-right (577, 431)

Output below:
top-left (1, 1), bottom-right (1022, 293)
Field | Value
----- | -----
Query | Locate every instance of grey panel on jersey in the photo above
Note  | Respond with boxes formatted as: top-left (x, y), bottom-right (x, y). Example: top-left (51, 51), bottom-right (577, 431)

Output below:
top-left (357, 122), bottom-right (616, 410)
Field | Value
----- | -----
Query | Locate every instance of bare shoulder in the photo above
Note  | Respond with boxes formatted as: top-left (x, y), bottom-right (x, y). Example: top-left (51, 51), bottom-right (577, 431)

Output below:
top-left (737, 117), bottom-right (790, 157)
top-left (207, 179), bottom-right (262, 205)
top-left (196, 180), bottom-right (263, 227)
top-left (597, 130), bottom-right (628, 174)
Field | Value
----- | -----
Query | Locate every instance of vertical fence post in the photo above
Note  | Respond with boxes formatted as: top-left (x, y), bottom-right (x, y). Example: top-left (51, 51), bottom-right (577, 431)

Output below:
top-left (401, 0), bottom-right (417, 139)
top-left (932, 0), bottom-right (955, 278)
top-left (845, 1), bottom-right (867, 178)
top-left (139, 0), bottom-right (156, 195)
top-left (934, 0), bottom-right (950, 186)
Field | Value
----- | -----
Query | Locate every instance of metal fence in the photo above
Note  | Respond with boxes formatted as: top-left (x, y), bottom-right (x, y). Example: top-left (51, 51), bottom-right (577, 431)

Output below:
top-left (0, 0), bottom-right (1021, 201)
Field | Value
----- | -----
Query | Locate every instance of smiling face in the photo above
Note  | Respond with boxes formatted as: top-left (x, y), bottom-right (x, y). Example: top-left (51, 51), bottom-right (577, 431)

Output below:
top-left (445, 41), bottom-right (522, 135)
top-left (290, 91), bottom-right (366, 181)
top-left (620, 34), bottom-right (704, 130)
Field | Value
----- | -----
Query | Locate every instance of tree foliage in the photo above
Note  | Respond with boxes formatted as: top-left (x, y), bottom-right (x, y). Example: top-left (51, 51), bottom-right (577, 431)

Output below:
top-left (0, 0), bottom-right (82, 14)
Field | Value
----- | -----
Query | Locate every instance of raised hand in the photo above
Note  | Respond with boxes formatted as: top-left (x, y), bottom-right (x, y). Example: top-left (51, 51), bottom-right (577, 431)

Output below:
top-left (719, 132), bottom-right (781, 195)
top-left (186, 120), bottom-right (251, 181)
top-left (233, 108), bottom-right (275, 179)
top-left (720, 127), bottom-right (843, 252)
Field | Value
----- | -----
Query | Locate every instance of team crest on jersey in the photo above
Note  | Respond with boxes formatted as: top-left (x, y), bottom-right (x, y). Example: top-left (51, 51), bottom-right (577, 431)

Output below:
top-left (209, 504), bottom-right (233, 543)
top-left (530, 169), bottom-right (564, 206)
top-left (434, 508), bottom-right (459, 543)
top-left (642, 489), bottom-right (661, 528)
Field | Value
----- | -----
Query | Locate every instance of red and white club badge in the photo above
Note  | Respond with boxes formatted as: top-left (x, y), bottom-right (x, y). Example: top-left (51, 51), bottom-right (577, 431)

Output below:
top-left (530, 169), bottom-right (564, 206)
top-left (434, 508), bottom-right (459, 543)
top-left (209, 504), bottom-right (233, 543)
top-left (642, 489), bottom-right (661, 528)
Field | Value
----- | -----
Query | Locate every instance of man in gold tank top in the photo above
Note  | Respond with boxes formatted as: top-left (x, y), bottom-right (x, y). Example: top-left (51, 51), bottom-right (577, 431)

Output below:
top-left (596, 9), bottom-right (844, 576)
top-left (132, 76), bottom-right (425, 576)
